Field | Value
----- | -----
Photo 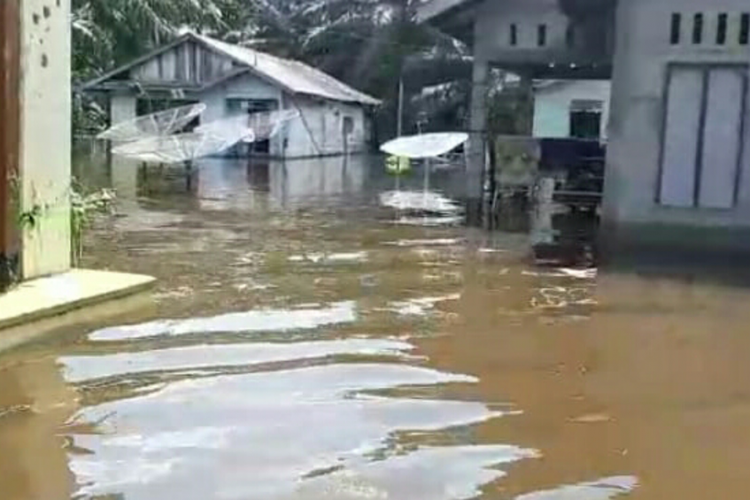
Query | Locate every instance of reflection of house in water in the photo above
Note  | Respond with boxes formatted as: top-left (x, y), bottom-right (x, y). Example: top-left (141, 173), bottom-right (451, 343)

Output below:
top-left (269, 157), bottom-right (367, 208)
top-left (194, 158), bottom-right (270, 211)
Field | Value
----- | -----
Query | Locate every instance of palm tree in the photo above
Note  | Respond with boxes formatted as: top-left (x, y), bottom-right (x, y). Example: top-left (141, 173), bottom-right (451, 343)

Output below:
top-left (71, 0), bottom-right (236, 79)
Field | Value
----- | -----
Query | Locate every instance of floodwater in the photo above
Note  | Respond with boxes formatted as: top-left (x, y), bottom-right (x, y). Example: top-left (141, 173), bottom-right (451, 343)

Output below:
top-left (1, 152), bottom-right (750, 499)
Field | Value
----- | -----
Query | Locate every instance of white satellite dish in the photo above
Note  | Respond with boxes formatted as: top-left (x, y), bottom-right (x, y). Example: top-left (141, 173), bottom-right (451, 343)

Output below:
top-left (111, 128), bottom-right (255, 164)
top-left (246, 109), bottom-right (300, 142)
top-left (97, 103), bottom-right (206, 142)
top-left (380, 132), bottom-right (469, 159)
top-left (194, 114), bottom-right (255, 144)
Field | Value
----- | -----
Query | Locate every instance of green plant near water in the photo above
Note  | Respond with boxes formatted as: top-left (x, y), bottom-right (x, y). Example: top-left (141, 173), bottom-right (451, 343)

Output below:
top-left (6, 173), bottom-right (115, 269)
top-left (70, 179), bottom-right (116, 266)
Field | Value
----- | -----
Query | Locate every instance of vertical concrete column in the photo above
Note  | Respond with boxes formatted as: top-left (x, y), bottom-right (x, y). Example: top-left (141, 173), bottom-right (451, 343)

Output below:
top-left (600, 0), bottom-right (636, 230)
top-left (110, 94), bottom-right (137, 127)
top-left (18, 0), bottom-right (72, 279)
top-left (467, 56), bottom-right (489, 209)
top-left (109, 93), bottom-right (141, 213)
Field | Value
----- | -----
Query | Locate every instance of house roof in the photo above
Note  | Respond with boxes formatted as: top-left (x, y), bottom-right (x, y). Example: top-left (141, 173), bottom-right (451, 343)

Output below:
top-left (82, 32), bottom-right (380, 106)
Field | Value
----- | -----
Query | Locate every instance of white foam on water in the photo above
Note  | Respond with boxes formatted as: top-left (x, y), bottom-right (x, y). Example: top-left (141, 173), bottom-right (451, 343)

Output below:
top-left (88, 301), bottom-right (357, 341)
top-left (65, 363), bottom-right (528, 500)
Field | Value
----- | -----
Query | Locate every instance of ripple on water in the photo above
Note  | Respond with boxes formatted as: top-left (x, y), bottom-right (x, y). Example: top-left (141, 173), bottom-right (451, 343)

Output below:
top-left (65, 362), bottom-right (534, 500)
top-left (515, 476), bottom-right (638, 499)
top-left (88, 301), bottom-right (357, 341)
top-left (60, 339), bottom-right (416, 383)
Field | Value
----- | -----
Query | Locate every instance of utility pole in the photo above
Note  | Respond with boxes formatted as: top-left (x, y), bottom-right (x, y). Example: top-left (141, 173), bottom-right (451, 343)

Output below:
top-left (396, 75), bottom-right (404, 137)
top-left (0, 0), bottom-right (20, 290)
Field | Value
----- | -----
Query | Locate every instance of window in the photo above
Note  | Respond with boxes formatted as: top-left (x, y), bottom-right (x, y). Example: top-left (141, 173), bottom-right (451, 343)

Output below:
top-left (670, 13), bottom-right (682, 45)
top-left (692, 13), bottom-right (704, 44)
top-left (569, 100), bottom-right (603, 139)
top-left (510, 24), bottom-right (518, 46)
top-left (717, 13), bottom-right (728, 45)
top-left (741, 13), bottom-right (749, 45)
top-left (537, 24), bottom-right (547, 47)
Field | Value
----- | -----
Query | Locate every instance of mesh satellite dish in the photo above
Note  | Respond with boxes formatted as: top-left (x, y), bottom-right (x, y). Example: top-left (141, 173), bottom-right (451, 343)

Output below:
top-left (111, 128), bottom-right (256, 164)
top-left (97, 103), bottom-right (206, 142)
top-left (194, 114), bottom-right (256, 144)
top-left (246, 109), bottom-right (300, 142)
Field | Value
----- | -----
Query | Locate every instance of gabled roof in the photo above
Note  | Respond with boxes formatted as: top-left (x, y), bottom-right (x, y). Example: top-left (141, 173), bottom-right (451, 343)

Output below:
top-left (82, 32), bottom-right (380, 106)
top-left (417, 0), bottom-right (478, 24)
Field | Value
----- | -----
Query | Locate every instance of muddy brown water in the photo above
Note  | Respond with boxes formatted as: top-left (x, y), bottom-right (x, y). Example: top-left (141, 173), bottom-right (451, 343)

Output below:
top-left (1, 154), bottom-right (749, 499)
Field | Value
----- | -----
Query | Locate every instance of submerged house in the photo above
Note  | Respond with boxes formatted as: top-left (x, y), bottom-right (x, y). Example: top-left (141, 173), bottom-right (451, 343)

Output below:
top-left (82, 32), bottom-right (381, 159)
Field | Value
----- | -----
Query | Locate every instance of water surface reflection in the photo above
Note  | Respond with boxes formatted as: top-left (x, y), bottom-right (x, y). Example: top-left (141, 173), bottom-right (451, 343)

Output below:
top-left (3, 154), bottom-right (749, 499)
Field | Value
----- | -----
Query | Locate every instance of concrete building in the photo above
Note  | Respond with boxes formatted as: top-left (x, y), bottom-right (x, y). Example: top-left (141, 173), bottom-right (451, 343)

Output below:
top-left (533, 80), bottom-right (611, 140)
top-left (82, 32), bottom-right (381, 159)
top-left (0, 0), bottom-right (154, 351)
top-left (420, 0), bottom-right (750, 255)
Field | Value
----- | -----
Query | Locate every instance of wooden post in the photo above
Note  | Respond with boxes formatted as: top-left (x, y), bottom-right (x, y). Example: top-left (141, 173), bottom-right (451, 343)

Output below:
top-left (0, 0), bottom-right (21, 289)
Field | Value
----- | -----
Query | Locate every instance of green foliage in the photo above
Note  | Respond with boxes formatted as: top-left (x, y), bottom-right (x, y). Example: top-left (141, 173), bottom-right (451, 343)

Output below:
top-left (70, 179), bottom-right (116, 266)
top-left (71, 0), bottom-right (471, 140)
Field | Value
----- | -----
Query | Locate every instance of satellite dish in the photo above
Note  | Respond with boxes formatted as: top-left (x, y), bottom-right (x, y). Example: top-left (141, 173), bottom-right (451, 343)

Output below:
top-left (195, 114), bottom-right (255, 144)
top-left (97, 103), bottom-right (206, 142)
top-left (246, 109), bottom-right (300, 142)
top-left (380, 132), bottom-right (469, 159)
top-left (111, 128), bottom-right (255, 164)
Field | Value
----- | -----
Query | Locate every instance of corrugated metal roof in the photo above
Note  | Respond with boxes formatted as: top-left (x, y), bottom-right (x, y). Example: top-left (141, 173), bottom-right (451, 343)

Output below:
top-left (417, 0), bottom-right (474, 23)
top-left (82, 32), bottom-right (380, 106)
top-left (194, 34), bottom-right (380, 106)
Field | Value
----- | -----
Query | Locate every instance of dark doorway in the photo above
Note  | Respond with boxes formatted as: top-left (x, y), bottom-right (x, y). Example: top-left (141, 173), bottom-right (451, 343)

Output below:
top-left (226, 99), bottom-right (278, 156)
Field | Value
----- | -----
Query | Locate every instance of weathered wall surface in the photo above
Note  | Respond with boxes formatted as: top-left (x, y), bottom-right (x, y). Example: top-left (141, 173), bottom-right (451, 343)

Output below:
top-left (284, 96), bottom-right (368, 158)
top-left (200, 72), bottom-right (283, 155)
top-left (130, 40), bottom-right (234, 84)
top-left (533, 80), bottom-right (611, 138)
top-left (603, 0), bottom-right (750, 235)
top-left (19, 0), bottom-right (71, 278)
top-left (473, 0), bottom-right (614, 66)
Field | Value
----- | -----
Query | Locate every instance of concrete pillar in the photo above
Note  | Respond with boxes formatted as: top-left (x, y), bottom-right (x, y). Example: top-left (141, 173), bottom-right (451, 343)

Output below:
top-left (110, 94), bottom-right (137, 127)
top-left (467, 56), bottom-right (489, 202)
top-left (18, 0), bottom-right (72, 279)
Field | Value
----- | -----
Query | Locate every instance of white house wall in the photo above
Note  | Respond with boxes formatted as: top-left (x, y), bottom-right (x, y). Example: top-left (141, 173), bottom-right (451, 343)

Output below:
top-left (285, 97), bottom-right (368, 158)
top-left (533, 80), bottom-right (611, 139)
top-left (604, 0), bottom-right (750, 230)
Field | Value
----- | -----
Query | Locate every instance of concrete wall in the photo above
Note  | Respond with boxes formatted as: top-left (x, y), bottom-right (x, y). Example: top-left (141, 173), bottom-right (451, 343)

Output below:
top-left (603, 0), bottom-right (750, 238)
top-left (533, 80), bottom-right (611, 139)
top-left (473, 0), bottom-right (613, 66)
top-left (19, 0), bottom-right (71, 279)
